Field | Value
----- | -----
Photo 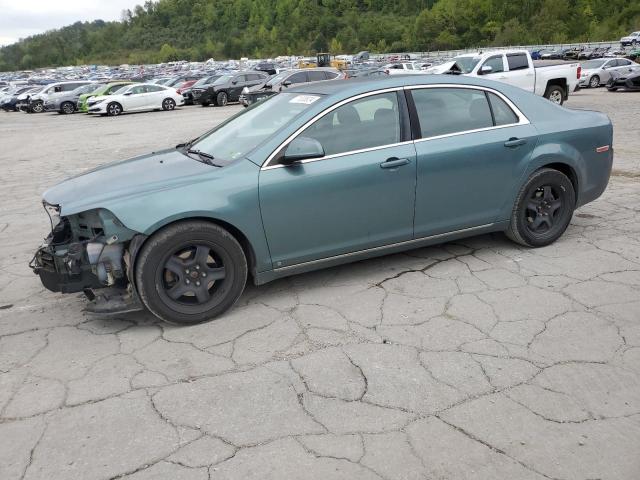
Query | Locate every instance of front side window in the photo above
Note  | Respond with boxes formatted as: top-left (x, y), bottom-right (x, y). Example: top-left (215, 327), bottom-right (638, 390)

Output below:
top-left (411, 87), bottom-right (493, 138)
top-left (129, 85), bottom-right (146, 95)
top-left (507, 53), bottom-right (529, 71)
top-left (298, 92), bottom-right (400, 157)
top-left (482, 56), bottom-right (504, 74)
top-left (453, 56), bottom-right (481, 73)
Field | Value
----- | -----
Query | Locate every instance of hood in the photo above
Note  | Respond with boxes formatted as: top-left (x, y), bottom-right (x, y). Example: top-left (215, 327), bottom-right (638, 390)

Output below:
top-left (43, 148), bottom-right (220, 216)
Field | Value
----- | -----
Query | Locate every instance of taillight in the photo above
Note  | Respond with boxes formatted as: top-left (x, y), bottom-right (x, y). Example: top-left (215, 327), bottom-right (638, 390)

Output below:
top-left (577, 66), bottom-right (581, 79)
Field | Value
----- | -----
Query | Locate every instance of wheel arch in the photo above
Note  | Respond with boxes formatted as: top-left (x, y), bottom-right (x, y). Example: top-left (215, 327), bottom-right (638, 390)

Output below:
top-left (133, 216), bottom-right (257, 283)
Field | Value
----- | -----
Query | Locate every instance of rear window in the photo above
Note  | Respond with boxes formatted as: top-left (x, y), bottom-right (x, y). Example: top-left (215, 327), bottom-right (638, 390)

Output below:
top-left (507, 54), bottom-right (529, 71)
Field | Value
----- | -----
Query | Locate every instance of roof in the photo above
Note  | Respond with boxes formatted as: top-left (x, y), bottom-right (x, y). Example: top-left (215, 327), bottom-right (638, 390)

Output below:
top-left (287, 73), bottom-right (522, 98)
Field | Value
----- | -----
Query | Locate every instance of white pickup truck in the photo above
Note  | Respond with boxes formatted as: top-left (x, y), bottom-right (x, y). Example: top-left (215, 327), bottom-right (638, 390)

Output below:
top-left (383, 62), bottom-right (427, 75)
top-left (445, 50), bottom-right (581, 105)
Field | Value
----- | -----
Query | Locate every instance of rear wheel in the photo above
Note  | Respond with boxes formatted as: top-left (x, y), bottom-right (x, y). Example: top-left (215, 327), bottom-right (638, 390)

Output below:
top-left (544, 85), bottom-right (565, 105)
top-left (107, 102), bottom-right (123, 116)
top-left (135, 221), bottom-right (247, 324)
top-left (506, 168), bottom-right (575, 247)
top-left (162, 98), bottom-right (176, 111)
top-left (60, 101), bottom-right (75, 114)
top-left (216, 91), bottom-right (228, 106)
top-left (589, 75), bottom-right (600, 88)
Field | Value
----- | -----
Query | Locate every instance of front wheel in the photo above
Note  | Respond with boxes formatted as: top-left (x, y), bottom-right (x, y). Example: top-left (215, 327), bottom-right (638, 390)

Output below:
top-left (506, 168), bottom-right (575, 247)
top-left (107, 102), bottom-right (123, 116)
top-left (216, 91), bottom-right (228, 106)
top-left (544, 85), bottom-right (565, 105)
top-left (162, 98), bottom-right (176, 111)
top-left (589, 75), bottom-right (600, 88)
top-left (135, 221), bottom-right (247, 325)
top-left (607, 86), bottom-right (618, 91)
top-left (30, 101), bottom-right (44, 113)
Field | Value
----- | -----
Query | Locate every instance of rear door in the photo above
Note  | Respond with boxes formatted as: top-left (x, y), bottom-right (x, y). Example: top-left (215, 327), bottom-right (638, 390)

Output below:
top-left (503, 53), bottom-right (534, 92)
top-left (228, 75), bottom-right (246, 100)
top-left (408, 86), bottom-right (538, 237)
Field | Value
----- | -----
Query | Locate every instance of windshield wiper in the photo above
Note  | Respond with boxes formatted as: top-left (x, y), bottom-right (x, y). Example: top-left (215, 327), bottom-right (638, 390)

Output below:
top-left (186, 148), bottom-right (220, 166)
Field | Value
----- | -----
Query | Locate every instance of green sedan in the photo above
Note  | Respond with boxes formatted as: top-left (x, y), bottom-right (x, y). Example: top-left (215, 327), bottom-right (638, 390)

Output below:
top-left (77, 81), bottom-right (133, 112)
top-left (32, 75), bottom-right (613, 325)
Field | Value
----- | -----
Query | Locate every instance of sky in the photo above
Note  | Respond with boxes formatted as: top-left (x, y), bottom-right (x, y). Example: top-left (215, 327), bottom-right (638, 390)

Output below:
top-left (0, 0), bottom-right (141, 46)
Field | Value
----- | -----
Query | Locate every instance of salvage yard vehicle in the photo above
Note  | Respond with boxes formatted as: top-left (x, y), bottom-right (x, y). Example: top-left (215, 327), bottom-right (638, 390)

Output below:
top-left (450, 50), bottom-right (580, 104)
top-left (25, 80), bottom-right (93, 113)
top-left (194, 72), bottom-right (269, 106)
top-left (579, 58), bottom-right (638, 88)
top-left (31, 75), bottom-right (613, 325)
top-left (86, 83), bottom-right (184, 116)
top-left (383, 62), bottom-right (425, 74)
top-left (606, 65), bottom-right (640, 91)
top-left (620, 31), bottom-right (640, 46)
top-left (239, 68), bottom-right (343, 106)
top-left (182, 75), bottom-right (221, 105)
top-left (77, 81), bottom-right (133, 112)
top-left (44, 83), bottom-right (103, 114)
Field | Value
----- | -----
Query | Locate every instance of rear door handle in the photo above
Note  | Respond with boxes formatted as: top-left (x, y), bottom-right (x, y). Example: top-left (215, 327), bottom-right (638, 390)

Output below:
top-left (504, 138), bottom-right (527, 148)
top-left (380, 157), bottom-right (410, 169)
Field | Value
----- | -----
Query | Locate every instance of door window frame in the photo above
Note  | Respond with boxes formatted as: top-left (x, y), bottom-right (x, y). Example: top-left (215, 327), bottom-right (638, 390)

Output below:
top-left (404, 84), bottom-right (529, 144)
top-left (262, 87), bottom-right (412, 170)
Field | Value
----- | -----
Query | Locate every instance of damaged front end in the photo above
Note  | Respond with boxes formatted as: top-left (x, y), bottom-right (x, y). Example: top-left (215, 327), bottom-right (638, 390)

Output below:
top-left (30, 203), bottom-right (146, 314)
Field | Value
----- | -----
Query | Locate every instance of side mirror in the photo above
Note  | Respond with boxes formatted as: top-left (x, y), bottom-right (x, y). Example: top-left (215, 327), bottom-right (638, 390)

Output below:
top-left (479, 65), bottom-right (493, 75)
top-left (281, 137), bottom-right (324, 165)
top-left (231, 80), bottom-right (238, 84)
top-left (123, 92), bottom-right (132, 96)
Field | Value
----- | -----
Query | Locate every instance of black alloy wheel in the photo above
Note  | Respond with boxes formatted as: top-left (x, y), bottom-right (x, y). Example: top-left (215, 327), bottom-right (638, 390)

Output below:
top-left (506, 168), bottom-right (575, 247)
top-left (136, 221), bottom-right (247, 324)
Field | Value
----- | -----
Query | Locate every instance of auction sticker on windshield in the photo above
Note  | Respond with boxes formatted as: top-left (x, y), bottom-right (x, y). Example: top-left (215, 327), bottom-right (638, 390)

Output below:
top-left (289, 95), bottom-right (320, 104)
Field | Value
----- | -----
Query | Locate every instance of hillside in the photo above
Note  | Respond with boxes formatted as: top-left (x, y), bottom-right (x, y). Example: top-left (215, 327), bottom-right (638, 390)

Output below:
top-left (1, 0), bottom-right (638, 71)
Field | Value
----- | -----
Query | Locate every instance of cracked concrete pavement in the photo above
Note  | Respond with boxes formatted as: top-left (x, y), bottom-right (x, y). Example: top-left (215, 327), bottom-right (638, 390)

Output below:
top-left (1, 88), bottom-right (639, 479)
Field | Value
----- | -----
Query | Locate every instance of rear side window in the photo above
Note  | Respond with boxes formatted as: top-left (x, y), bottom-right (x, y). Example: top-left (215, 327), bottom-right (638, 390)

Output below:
top-left (146, 85), bottom-right (165, 92)
top-left (411, 88), bottom-right (493, 138)
top-left (507, 54), bottom-right (529, 71)
top-left (487, 92), bottom-right (519, 126)
top-left (326, 72), bottom-right (339, 79)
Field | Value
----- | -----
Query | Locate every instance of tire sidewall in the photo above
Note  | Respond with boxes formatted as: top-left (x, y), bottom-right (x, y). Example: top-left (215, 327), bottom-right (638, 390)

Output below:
top-left (513, 170), bottom-right (575, 247)
top-left (545, 86), bottom-right (564, 105)
top-left (162, 98), bottom-right (176, 110)
top-left (589, 75), bottom-right (600, 88)
top-left (107, 102), bottom-right (122, 116)
top-left (61, 101), bottom-right (75, 114)
top-left (136, 222), bottom-right (247, 324)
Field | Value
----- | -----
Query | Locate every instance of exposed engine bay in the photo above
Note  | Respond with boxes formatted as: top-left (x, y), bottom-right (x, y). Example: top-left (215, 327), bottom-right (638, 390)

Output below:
top-left (30, 203), bottom-right (146, 313)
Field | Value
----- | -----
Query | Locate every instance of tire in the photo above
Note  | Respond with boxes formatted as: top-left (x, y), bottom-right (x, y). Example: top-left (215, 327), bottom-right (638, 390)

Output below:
top-left (216, 91), bottom-right (228, 106)
top-left (30, 101), bottom-right (44, 113)
top-left (506, 168), bottom-right (575, 248)
top-left (60, 101), bottom-right (75, 114)
top-left (544, 85), bottom-right (565, 105)
top-left (162, 98), bottom-right (176, 111)
top-left (107, 102), bottom-right (123, 116)
top-left (135, 221), bottom-right (248, 325)
top-left (589, 75), bottom-right (600, 88)
top-left (607, 87), bottom-right (618, 92)
top-left (201, 101), bottom-right (210, 107)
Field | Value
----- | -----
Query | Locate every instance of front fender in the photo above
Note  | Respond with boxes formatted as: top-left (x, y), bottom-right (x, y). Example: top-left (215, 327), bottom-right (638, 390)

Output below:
top-left (88, 160), bottom-right (273, 273)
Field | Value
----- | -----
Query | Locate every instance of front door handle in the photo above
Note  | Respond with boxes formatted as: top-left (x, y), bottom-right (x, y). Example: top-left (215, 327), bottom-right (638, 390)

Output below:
top-left (504, 138), bottom-right (527, 148)
top-left (380, 157), bottom-right (410, 169)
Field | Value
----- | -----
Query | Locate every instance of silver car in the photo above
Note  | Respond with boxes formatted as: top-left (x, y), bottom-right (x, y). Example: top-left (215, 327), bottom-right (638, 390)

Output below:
top-left (579, 57), bottom-right (638, 88)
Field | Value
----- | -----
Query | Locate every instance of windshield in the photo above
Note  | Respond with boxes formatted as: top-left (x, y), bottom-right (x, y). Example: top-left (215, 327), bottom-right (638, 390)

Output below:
top-left (187, 92), bottom-right (322, 163)
top-left (112, 85), bottom-right (130, 94)
top-left (581, 59), bottom-right (607, 69)
top-left (193, 75), bottom-right (220, 87)
top-left (265, 71), bottom-right (289, 86)
top-left (212, 75), bottom-right (233, 86)
top-left (453, 56), bottom-right (482, 73)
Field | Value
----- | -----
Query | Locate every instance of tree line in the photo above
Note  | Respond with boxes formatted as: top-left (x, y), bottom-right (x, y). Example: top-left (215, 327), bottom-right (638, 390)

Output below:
top-left (1, 0), bottom-right (638, 71)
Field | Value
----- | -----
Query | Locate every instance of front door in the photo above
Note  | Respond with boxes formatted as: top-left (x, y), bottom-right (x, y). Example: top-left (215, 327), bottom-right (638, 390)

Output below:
top-left (408, 86), bottom-right (538, 237)
top-left (259, 91), bottom-right (417, 268)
